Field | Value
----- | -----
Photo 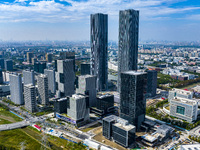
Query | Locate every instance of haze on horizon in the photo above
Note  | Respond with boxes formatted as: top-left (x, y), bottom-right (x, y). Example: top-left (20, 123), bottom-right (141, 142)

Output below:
top-left (0, 0), bottom-right (199, 42)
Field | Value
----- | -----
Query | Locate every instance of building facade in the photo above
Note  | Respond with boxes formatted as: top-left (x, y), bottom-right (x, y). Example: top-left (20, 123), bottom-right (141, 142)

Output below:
top-left (81, 63), bottom-right (90, 75)
top-left (27, 52), bottom-right (34, 64)
top-left (90, 13), bottom-right (108, 91)
top-left (54, 98), bottom-right (68, 114)
top-left (147, 70), bottom-right (157, 97)
top-left (34, 62), bottom-right (46, 73)
top-left (46, 53), bottom-right (53, 63)
top-left (24, 84), bottom-right (36, 113)
top-left (118, 9), bottom-right (139, 92)
top-left (5, 60), bottom-right (13, 71)
top-left (44, 69), bottom-right (56, 94)
top-left (120, 71), bottom-right (147, 130)
top-left (23, 70), bottom-right (35, 86)
top-left (9, 73), bottom-right (24, 105)
top-left (0, 69), bottom-right (3, 84)
top-left (38, 74), bottom-right (49, 106)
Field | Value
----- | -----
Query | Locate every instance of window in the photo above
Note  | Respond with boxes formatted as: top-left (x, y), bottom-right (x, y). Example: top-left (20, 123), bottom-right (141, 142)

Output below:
top-left (176, 106), bottom-right (185, 115)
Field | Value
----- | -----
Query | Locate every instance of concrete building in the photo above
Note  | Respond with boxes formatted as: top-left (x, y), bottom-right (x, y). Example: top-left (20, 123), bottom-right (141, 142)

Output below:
top-left (56, 59), bottom-right (75, 97)
top-left (46, 53), bottom-right (53, 63)
top-left (24, 84), bottom-right (36, 113)
top-left (120, 71), bottom-right (147, 130)
top-left (76, 75), bottom-right (96, 107)
top-left (67, 94), bottom-right (90, 126)
top-left (168, 88), bottom-right (193, 102)
top-left (5, 60), bottom-right (13, 71)
top-left (9, 73), bottom-right (24, 105)
top-left (147, 70), bottom-right (157, 97)
top-left (44, 69), bottom-right (56, 94)
top-left (54, 98), bottom-right (68, 114)
top-left (118, 9), bottom-right (139, 92)
top-left (90, 13), bottom-right (108, 91)
top-left (38, 74), bottom-right (49, 106)
top-left (23, 70), bottom-right (35, 86)
top-left (170, 97), bottom-right (198, 123)
top-left (103, 115), bottom-right (136, 148)
top-left (81, 63), bottom-right (90, 75)
top-left (27, 52), bottom-right (34, 64)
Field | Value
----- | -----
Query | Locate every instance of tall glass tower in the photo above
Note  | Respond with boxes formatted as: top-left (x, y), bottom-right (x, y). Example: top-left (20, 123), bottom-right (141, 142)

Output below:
top-left (118, 9), bottom-right (139, 92)
top-left (90, 13), bottom-right (108, 91)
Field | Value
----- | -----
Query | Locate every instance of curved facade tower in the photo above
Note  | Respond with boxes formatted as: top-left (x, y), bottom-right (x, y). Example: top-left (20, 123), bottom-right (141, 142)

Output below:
top-left (90, 13), bottom-right (108, 91)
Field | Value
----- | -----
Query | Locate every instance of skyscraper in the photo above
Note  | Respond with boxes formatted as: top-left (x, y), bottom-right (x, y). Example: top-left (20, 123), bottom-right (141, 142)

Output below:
top-left (0, 58), bottom-right (5, 69)
top-left (118, 9), bottom-right (139, 91)
top-left (76, 75), bottom-right (97, 107)
top-left (27, 52), bottom-right (34, 64)
top-left (5, 60), bottom-right (13, 71)
top-left (24, 84), bottom-right (36, 113)
top-left (90, 13), bottom-right (108, 91)
top-left (44, 69), bottom-right (56, 94)
top-left (58, 51), bottom-right (75, 71)
top-left (38, 74), bottom-right (49, 106)
top-left (23, 70), bottom-right (35, 86)
top-left (120, 71), bottom-right (147, 130)
top-left (0, 69), bottom-right (3, 84)
top-left (56, 59), bottom-right (75, 97)
top-left (147, 70), bottom-right (157, 97)
top-left (46, 53), bottom-right (53, 63)
top-left (9, 73), bottom-right (24, 105)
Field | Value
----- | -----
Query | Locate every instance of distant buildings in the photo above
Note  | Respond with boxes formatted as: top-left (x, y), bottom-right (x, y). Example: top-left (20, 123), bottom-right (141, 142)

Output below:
top-left (0, 58), bottom-right (4, 69)
top-left (147, 70), bottom-right (157, 97)
top-left (81, 63), bottom-right (90, 75)
top-left (118, 9), bottom-right (139, 91)
top-left (24, 84), bottom-right (36, 113)
top-left (103, 115), bottom-right (136, 148)
top-left (90, 13), bottom-right (108, 91)
top-left (56, 59), bottom-right (75, 97)
top-left (9, 73), bottom-right (24, 105)
top-left (0, 69), bottom-right (3, 84)
top-left (38, 74), bottom-right (49, 106)
top-left (5, 60), bottom-right (13, 71)
top-left (170, 97), bottom-right (198, 123)
top-left (76, 75), bottom-right (96, 107)
top-left (23, 70), bottom-right (35, 86)
top-left (120, 71), bottom-right (147, 130)
top-left (46, 53), bottom-right (53, 63)
top-left (44, 69), bottom-right (56, 94)
top-left (27, 52), bottom-right (34, 64)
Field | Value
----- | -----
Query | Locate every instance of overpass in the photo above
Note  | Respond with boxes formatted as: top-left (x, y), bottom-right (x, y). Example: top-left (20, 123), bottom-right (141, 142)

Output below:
top-left (0, 120), bottom-right (30, 131)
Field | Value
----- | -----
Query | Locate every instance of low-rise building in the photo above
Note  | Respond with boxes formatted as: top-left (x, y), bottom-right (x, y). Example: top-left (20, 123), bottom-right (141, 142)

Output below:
top-left (0, 85), bottom-right (10, 97)
top-left (168, 88), bottom-right (193, 102)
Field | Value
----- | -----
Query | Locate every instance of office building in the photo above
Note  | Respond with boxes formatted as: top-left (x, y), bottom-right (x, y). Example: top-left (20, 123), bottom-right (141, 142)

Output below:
top-left (170, 97), bottom-right (198, 123)
top-left (103, 115), bottom-right (136, 148)
top-left (180, 144), bottom-right (200, 150)
top-left (0, 58), bottom-right (5, 69)
top-left (147, 70), bottom-right (157, 97)
top-left (0, 85), bottom-right (10, 97)
top-left (46, 53), bottom-right (53, 63)
top-left (76, 75), bottom-right (96, 107)
top-left (38, 74), bottom-right (49, 106)
top-left (56, 59), bottom-right (75, 97)
top-left (5, 60), bottom-right (13, 71)
top-left (32, 58), bottom-right (37, 65)
top-left (67, 94), bottom-right (90, 126)
top-left (81, 63), bottom-right (90, 75)
top-left (9, 73), bottom-right (24, 105)
top-left (58, 51), bottom-right (75, 71)
top-left (91, 94), bottom-right (114, 116)
top-left (168, 88), bottom-right (193, 103)
top-left (118, 9), bottom-right (139, 92)
top-left (44, 69), bottom-right (56, 94)
top-left (23, 70), bottom-right (35, 86)
top-left (27, 52), bottom-right (34, 63)
top-left (0, 69), bottom-right (3, 84)
top-left (90, 13), bottom-right (108, 91)
top-left (34, 62), bottom-right (46, 73)
top-left (54, 98), bottom-right (68, 114)
top-left (120, 71), bottom-right (147, 129)
top-left (24, 84), bottom-right (36, 113)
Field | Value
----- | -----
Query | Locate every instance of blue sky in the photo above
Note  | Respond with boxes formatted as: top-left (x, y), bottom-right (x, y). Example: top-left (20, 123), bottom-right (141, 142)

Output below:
top-left (0, 0), bottom-right (199, 41)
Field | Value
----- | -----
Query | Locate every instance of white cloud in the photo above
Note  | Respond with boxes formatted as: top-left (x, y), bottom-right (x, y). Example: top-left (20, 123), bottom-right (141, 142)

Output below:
top-left (0, 0), bottom-right (199, 23)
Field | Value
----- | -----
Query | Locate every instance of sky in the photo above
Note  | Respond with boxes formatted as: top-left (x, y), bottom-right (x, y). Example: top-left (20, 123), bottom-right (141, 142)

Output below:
top-left (0, 0), bottom-right (199, 41)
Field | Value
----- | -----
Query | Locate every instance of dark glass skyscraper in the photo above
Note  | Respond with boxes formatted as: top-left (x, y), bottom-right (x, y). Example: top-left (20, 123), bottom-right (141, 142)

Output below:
top-left (147, 70), bottom-right (157, 97)
top-left (90, 13), bottom-right (108, 91)
top-left (120, 71), bottom-right (147, 130)
top-left (118, 9), bottom-right (139, 91)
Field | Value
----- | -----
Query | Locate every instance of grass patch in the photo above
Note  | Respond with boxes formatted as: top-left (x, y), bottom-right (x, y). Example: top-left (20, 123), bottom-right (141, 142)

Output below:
top-left (81, 123), bottom-right (102, 132)
top-left (0, 118), bottom-right (12, 125)
top-left (0, 109), bottom-right (23, 122)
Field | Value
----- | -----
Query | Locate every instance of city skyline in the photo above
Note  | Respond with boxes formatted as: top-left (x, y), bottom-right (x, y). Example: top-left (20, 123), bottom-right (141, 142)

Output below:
top-left (0, 0), bottom-right (199, 41)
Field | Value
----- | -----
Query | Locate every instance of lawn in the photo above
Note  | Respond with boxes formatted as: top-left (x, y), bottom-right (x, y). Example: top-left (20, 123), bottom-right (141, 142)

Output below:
top-left (0, 118), bottom-right (12, 125)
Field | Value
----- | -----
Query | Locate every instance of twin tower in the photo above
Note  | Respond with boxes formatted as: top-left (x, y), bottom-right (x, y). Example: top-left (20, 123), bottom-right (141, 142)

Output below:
top-left (90, 9), bottom-right (139, 91)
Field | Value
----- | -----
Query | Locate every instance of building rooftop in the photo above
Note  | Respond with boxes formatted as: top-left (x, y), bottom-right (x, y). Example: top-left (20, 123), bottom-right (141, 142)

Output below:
top-left (71, 94), bottom-right (85, 100)
top-left (57, 97), bottom-right (68, 102)
top-left (122, 70), bottom-right (147, 76)
top-left (172, 88), bottom-right (193, 95)
top-left (171, 97), bottom-right (197, 106)
top-left (113, 122), bottom-right (135, 131)
top-left (79, 75), bottom-right (96, 78)
top-left (157, 124), bottom-right (174, 133)
top-left (180, 144), bottom-right (200, 150)
top-left (97, 93), bottom-right (113, 99)
top-left (103, 115), bottom-right (116, 122)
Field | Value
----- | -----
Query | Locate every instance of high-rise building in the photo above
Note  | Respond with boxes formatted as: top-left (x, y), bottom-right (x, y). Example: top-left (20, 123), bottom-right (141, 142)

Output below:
top-left (120, 71), bottom-right (147, 130)
top-left (0, 69), bottom-right (3, 84)
top-left (118, 9), bottom-right (139, 91)
top-left (24, 84), bottom-right (36, 113)
top-left (31, 58), bottom-right (37, 65)
top-left (90, 13), bottom-right (108, 91)
top-left (34, 62), bottom-right (46, 73)
top-left (27, 52), bottom-right (34, 64)
top-left (67, 94), bottom-right (90, 126)
top-left (81, 63), bottom-right (90, 75)
top-left (0, 58), bottom-right (5, 69)
top-left (44, 69), bottom-right (56, 94)
top-left (46, 53), bottom-right (53, 63)
top-left (58, 51), bottom-right (75, 71)
top-left (38, 74), bottom-right (49, 106)
top-left (5, 60), bottom-right (13, 71)
top-left (56, 59), bottom-right (75, 97)
top-left (23, 70), bottom-right (35, 86)
top-left (147, 70), bottom-right (157, 97)
top-left (9, 73), bottom-right (24, 105)
top-left (54, 97), bottom-right (68, 114)
top-left (76, 75), bottom-right (96, 107)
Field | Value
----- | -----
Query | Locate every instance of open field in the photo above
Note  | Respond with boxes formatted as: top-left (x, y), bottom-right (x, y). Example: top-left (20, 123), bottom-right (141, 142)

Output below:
top-left (81, 123), bottom-right (102, 132)
top-left (180, 82), bottom-right (200, 89)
